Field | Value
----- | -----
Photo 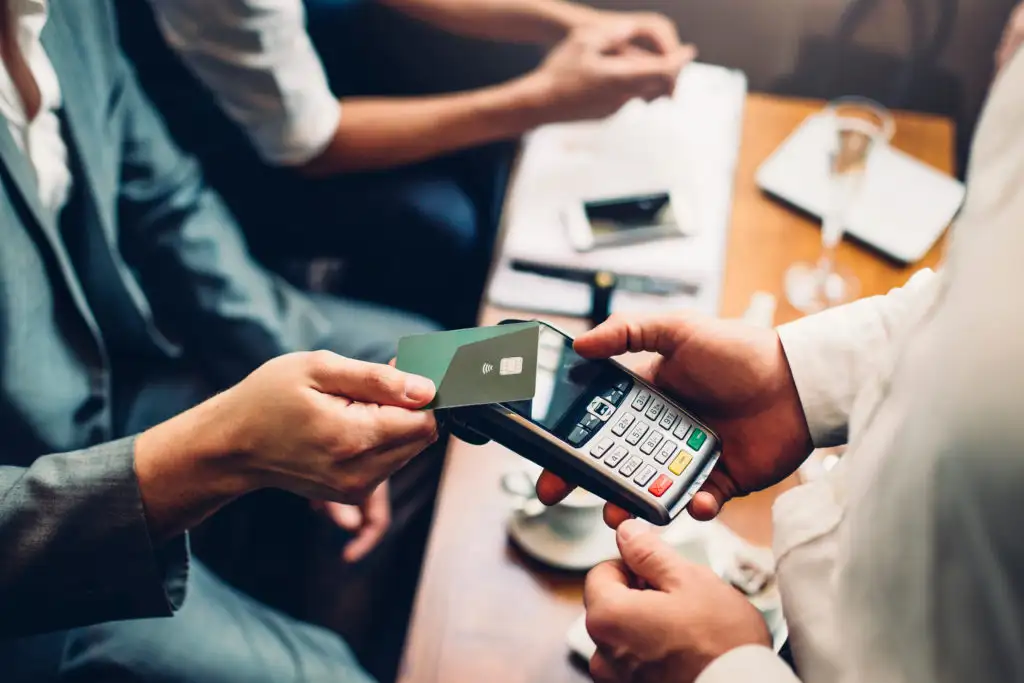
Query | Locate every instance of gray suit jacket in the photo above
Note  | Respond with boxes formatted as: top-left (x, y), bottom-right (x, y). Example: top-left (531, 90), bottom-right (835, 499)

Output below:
top-left (0, 0), bottom-right (332, 637)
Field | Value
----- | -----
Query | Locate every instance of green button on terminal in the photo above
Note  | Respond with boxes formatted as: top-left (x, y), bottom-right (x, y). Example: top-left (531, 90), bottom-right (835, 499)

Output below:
top-left (686, 428), bottom-right (707, 451)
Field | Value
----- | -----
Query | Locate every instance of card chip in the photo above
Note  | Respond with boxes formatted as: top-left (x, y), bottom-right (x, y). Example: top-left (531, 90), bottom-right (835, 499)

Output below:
top-left (499, 357), bottom-right (524, 376)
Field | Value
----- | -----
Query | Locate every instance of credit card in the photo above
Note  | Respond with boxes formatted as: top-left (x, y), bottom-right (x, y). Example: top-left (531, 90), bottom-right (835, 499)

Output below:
top-left (396, 322), bottom-right (540, 409)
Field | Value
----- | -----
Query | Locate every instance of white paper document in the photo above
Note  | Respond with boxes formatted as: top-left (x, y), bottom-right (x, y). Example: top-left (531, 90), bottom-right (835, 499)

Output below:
top-left (488, 62), bottom-right (748, 316)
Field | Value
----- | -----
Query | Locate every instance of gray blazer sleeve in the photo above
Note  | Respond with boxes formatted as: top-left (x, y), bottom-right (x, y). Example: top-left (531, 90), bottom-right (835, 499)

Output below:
top-left (0, 437), bottom-right (188, 638)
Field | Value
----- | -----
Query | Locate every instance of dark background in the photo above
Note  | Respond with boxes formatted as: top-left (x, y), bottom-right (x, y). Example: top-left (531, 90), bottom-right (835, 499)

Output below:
top-left (345, 0), bottom-right (1016, 176)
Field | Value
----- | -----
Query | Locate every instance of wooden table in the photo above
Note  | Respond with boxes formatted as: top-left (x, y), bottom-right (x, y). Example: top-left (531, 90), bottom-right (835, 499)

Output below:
top-left (398, 93), bottom-right (955, 683)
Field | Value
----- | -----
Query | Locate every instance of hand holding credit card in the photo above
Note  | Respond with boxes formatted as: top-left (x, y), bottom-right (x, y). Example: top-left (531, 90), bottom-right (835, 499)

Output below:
top-left (396, 322), bottom-right (541, 410)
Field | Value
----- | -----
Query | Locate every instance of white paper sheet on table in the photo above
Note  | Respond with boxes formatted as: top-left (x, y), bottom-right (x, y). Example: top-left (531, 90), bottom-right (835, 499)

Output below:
top-left (488, 63), bottom-right (748, 316)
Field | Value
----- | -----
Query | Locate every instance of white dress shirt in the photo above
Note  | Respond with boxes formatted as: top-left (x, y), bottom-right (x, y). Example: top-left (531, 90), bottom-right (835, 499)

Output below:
top-left (696, 49), bottom-right (1024, 683)
top-left (148, 0), bottom-right (340, 166)
top-left (0, 0), bottom-right (69, 214)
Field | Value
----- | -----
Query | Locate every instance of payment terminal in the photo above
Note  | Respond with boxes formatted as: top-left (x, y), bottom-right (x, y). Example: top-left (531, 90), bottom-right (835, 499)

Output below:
top-left (450, 321), bottom-right (721, 525)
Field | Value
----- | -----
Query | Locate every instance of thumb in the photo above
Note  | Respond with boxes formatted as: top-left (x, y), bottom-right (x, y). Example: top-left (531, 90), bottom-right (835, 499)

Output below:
top-left (575, 313), bottom-right (703, 359)
top-left (306, 352), bottom-right (436, 407)
top-left (579, 24), bottom-right (645, 54)
top-left (615, 519), bottom-right (686, 590)
top-left (604, 44), bottom-right (694, 84)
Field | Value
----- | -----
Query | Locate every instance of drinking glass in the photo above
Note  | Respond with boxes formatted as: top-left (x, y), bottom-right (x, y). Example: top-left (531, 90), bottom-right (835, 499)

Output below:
top-left (784, 98), bottom-right (894, 313)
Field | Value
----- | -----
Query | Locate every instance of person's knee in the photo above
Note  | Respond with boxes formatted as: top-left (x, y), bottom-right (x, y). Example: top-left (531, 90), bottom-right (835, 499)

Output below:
top-left (59, 566), bottom-right (373, 683)
top-left (61, 618), bottom-right (369, 683)
top-left (62, 619), bottom-right (263, 683)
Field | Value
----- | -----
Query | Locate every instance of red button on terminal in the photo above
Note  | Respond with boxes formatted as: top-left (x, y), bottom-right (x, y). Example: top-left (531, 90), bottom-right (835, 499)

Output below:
top-left (648, 474), bottom-right (673, 498)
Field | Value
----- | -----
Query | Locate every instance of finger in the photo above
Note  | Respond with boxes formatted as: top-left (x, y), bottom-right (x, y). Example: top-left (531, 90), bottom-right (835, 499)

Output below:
top-left (615, 518), bottom-right (689, 591)
top-left (687, 490), bottom-right (722, 521)
top-left (343, 484), bottom-right (392, 562)
top-left (603, 503), bottom-right (634, 528)
top-left (998, 35), bottom-right (1024, 72)
top-left (574, 312), bottom-right (694, 359)
top-left (606, 45), bottom-right (694, 86)
top-left (650, 22), bottom-right (682, 54)
top-left (307, 351), bottom-right (436, 407)
top-left (628, 26), bottom-right (676, 56)
top-left (364, 419), bottom-right (440, 466)
top-left (536, 470), bottom-right (576, 505)
top-left (584, 559), bottom-right (633, 610)
top-left (323, 500), bottom-right (363, 531)
top-left (340, 407), bottom-right (439, 480)
top-left (578, 24), bottom-right (643, 54)
top-left (343, 527), bottom-right (379, 564)
top-left (676, 43), bottom-right (698, 69)
top-left (343, 402), bottom-right (440, 453)
top-left (664, 44), bottom-right (698, 96)
top-left (589, 651), bottom-right (620, 683)
top-left (344, 435), bottom-right (437, 498)
top-left (686, 468), bottom-right (737, 521)
top-left (636, 75), bottom-right (675, 103)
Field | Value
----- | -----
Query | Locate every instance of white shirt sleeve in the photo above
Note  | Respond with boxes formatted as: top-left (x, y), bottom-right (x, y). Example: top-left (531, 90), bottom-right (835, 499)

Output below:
top-left (695, 645), bottom-right (800, 683)
top-left (148, 0), bottom-right (341, 166)
top-left (775, 268), bottom-right (940, 447)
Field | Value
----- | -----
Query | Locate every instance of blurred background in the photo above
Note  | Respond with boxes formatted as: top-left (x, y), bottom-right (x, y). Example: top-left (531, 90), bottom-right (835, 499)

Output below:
top-left (333, 0), bottom-right (1011, 174)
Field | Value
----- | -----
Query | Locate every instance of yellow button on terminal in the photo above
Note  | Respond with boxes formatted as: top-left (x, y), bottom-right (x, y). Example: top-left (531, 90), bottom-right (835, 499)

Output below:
top-left (668, 451), bottom-right (692, 476)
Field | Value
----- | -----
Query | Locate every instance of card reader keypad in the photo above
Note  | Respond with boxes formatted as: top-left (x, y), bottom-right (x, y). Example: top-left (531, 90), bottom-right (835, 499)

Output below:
top-left (570, 380), bottom-right (713, 504)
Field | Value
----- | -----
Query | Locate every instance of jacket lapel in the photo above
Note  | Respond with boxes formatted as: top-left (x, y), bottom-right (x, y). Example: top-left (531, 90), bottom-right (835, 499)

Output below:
top-left (0, 111), bottom-right (59, 239)
top-left (42, 7), bottom-right (112, 230)
top-left (0, 7), bottom-right (106, 353)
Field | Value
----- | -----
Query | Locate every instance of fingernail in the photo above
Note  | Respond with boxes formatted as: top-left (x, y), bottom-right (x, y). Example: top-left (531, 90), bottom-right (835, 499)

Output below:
top-left (404, 375), bottom-right (436, 402)
top-left (617, 518), bottom-right (652, 542)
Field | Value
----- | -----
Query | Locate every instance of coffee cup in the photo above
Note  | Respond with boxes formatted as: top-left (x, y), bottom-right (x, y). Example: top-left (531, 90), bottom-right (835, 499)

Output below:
top-left (501, 471), bottom-right (604, 541)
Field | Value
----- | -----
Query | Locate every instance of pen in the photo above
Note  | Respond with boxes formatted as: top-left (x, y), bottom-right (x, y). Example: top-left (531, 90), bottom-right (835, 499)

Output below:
top-left (509, 259), bottom-right (702, 297)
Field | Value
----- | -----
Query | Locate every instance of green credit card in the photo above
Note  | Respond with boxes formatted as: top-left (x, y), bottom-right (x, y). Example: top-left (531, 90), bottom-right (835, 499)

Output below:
top-left (396, 322), bottom-right (540, 409)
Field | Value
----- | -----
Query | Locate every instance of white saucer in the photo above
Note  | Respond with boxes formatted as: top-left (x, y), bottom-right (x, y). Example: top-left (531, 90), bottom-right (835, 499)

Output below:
top-left (507, 513), bottom-right (618, 572)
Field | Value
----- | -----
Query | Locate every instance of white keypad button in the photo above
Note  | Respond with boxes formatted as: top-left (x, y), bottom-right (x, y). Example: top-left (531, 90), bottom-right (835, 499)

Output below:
top-left (590, 437), bottom-right (614, 458)
top-left (605, 446), bottom-right (629, 467)
top-left (625, 422), bottom-right (650, 445)
top-left (654, 441), bottom-right (677, 465)
top-left (611, 412), bottom-right (635, 436)
top-left (620, 456), bottom-right (643, 477)
top-left (640, 430), bottom-right (664, 455)
top-left (634, 464), bottom-right (658, 487)
top-left (631, 390), bottom-right (651, 411)
top-left (645, 399), bottom-right (665, 421)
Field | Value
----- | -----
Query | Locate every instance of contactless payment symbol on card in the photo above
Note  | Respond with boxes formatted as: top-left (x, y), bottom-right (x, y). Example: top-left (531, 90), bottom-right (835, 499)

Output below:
top-left (396, 322), bottom-right (540, 409)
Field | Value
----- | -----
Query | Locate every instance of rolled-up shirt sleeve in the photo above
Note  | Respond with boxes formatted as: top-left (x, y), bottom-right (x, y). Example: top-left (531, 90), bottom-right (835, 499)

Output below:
top-left (0, 437), bottom-right (189, 638)
top-left (776, 269), bottom-right (940, 447)
top-left (149, 0), bottom-right (341, 166)
top-left (696, 645), bottom-right (801, 683)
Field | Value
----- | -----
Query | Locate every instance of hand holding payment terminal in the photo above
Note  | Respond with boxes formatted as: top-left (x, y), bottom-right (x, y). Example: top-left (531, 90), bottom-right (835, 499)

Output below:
top-left (450, 321), bottom-right (720, 525)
